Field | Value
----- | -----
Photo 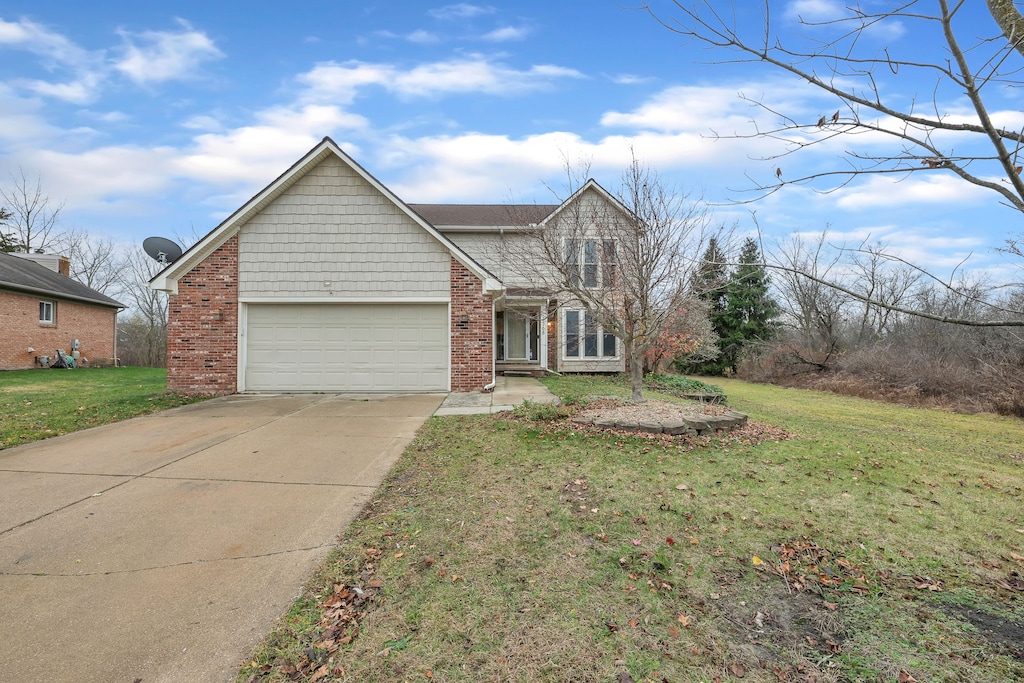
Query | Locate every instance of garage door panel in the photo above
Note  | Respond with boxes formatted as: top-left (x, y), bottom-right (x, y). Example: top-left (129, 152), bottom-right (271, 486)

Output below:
top-left (245, 304), bottom-right (449, 392)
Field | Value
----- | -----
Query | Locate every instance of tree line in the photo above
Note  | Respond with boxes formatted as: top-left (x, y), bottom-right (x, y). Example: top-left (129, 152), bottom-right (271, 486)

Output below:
top-left (1, 171), bottom-right (170, 367)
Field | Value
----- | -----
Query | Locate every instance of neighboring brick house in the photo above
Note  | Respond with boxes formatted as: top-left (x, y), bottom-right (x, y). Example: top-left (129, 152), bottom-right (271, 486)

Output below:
top-left (0, 251), bottom-right (124, 370)
top-left (150, 137), bottom-right (625, 395)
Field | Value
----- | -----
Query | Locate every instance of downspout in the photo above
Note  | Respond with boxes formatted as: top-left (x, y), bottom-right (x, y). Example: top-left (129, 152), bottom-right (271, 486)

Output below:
top-left (484, 297), bottom-right (496, 391)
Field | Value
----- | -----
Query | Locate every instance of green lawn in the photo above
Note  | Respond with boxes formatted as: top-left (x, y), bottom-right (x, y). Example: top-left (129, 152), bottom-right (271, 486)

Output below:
top-left (0, 367), bottom-right (206, 450)
top-left (238, 375), bottom-right (1024, 683)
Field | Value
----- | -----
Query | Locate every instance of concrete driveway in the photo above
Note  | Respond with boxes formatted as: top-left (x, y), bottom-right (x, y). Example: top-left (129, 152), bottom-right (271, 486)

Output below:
top-left (0, 392), bottom-right (443, 683)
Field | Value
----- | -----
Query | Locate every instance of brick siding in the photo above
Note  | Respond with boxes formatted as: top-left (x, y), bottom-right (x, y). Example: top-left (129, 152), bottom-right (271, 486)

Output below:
top-left (166, 235), bottom-right (239, 394)
top-left (0, 290), bottom-right (117, 369)
top-left (450, 258), bottom-right (493, 391)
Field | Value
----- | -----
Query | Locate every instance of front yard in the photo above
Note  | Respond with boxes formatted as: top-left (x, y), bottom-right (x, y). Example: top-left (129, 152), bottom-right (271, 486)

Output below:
top-left (238, 375), bottom-right (1024, 683)
top-left (0, 367), bottom-right (205, 450)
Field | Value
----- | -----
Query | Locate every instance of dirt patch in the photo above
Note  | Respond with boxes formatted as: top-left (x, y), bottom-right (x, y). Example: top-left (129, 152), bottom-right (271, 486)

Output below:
top-left (940, 603), bottom-right (1024, 661)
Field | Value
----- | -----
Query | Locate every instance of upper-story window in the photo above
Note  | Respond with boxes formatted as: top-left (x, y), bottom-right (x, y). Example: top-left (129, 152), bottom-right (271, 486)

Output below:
top-left (39, 300), bottom-right (55, 324)
top-left (567, 239), bottom-right (616, 288)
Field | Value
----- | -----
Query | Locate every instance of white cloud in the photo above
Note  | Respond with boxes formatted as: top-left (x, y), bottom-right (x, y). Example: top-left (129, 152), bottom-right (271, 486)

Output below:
top-left (428, 4), bottom-right (496, 20)
top-left (0, 17), bottom-right (105, 103)
top-left (33, 145), bottom-right (179, 207)
top-left (175, 105), bottom-right (367, 185)
top-left (482, 26), bottom-right (530, 42)
top-left (784, 0), bottom-right (904, 39)
top-left (834, 174), bottom-right (991, 210)
top-left (406, 29), bottom-right (440, 44)
top-left (115, 20), bottom-right (223, 84)
top-left (610, 74), bottom-right (654, 85)
top-left (784, 0), bottom-right (845, 23)
top-left (0, 17), bottom-right (93, 65)
top-left (298, 56), bottom-right (584, 103)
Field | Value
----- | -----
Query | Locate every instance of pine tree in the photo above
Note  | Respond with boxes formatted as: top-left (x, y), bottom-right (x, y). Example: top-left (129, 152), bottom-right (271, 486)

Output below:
top-left (717, 238), bottom-right (780, 372)
top-left (0, 207), bottom-right (19, 253)
top-left (680, 237), bottom-right (731, 374)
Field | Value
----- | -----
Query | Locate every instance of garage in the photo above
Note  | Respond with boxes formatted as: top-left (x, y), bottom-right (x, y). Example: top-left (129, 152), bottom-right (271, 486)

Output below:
top-left (244, 303), bottom-right (448, 392)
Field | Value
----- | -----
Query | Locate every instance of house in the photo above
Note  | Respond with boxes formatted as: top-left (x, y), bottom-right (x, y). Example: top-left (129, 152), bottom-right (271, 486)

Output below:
top-left (0, 251), bottom-right (124, 369)
top-left (151, 137), bottom-right (626, 394)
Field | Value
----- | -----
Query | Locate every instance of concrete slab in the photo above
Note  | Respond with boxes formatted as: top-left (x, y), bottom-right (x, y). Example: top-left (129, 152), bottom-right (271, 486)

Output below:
top-left (0, 470), bottom-right (129, 533)
top-left (434, 376), bottom-right (558, 415)
top-left (0, 415), bottom-right (274, 475)
top-left (297, 393), bottom-right (445, 418)
top-left (0, 392), bottom-right (438, 683)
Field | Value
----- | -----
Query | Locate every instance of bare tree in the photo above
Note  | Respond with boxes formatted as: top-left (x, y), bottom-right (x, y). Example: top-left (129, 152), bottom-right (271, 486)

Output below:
top-left (644, 0), bottom-right (1024, 326)
top-left (116, 247), bottom-right (168, 367)
top-left (60, 229), bottom-right (124, 294)
top-left (507, 155), bottom-right (718, 401)
top-left (770, 232), bottom-right (851, 369)
top-left (0, 169), bottom-right (65, 253)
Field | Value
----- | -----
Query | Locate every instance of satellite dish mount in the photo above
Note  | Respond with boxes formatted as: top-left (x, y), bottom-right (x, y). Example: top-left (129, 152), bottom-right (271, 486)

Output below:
top-left (143, 236), bottom-right (183, 266)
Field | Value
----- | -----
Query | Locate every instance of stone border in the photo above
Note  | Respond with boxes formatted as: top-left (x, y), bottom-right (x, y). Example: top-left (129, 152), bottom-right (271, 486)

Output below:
top-left (571, 410), bottom-right (748, 437)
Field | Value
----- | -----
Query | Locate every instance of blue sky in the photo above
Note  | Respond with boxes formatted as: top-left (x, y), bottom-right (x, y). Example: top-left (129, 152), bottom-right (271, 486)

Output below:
top-left (1, 1), bottom-right (1021, 281)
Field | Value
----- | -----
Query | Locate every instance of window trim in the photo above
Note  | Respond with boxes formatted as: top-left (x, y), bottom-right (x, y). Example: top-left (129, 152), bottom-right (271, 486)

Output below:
top-left (566, 239), bottom-right (616, 290)
top-left (39, 300), bottom-right (55, 325)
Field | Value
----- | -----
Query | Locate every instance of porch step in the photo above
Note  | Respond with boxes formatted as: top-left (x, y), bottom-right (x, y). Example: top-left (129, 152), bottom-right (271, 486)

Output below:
top-left (503, 370), bottom-right (534, 377)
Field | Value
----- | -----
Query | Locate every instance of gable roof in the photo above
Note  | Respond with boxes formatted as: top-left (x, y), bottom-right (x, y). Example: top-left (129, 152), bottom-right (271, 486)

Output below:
top-left (149, 137), bottom-right (500, 294)
top-left (538, 179), bottom-right (634, 229)
top-left (409, 203), bottom-right (557, 229)
top-left (0, 252), bottom-right (124, 309)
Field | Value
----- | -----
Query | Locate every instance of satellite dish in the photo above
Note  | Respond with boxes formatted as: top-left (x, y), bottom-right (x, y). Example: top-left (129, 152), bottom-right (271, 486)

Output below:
top-left (143, 236), bottom-right (183, 265)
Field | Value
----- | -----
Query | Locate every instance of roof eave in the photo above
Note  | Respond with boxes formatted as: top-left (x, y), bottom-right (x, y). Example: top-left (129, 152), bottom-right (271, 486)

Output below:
top-left (0, 282), bottom-right (125, 309)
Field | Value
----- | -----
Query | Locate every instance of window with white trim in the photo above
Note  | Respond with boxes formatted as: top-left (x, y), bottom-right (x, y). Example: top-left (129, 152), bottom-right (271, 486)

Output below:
top-left (566, 239), bottom-right (616, 289)
top-left (39, 300), bottom-right (55, 324)
top-left (563, 310), bottom-right (617, 359)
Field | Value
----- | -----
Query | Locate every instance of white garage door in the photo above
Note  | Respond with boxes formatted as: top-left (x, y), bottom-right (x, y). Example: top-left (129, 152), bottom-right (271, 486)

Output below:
top-left (245, 303), bottom-right (448, 392)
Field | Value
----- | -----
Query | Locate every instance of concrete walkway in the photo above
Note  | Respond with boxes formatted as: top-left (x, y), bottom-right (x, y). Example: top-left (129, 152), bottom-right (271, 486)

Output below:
top-left (0, 393), bottom-right (442, 683)
top-left (434, 375), bottom-right (559, 415)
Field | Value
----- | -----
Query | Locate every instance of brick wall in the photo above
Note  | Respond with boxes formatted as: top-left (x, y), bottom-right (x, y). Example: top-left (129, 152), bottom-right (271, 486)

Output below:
top-left (166, 235), bottom-right (239, 394)
top-left (450, 258), bottom-right (493, 392)
top-left (547, 300), bottom-right (558, 370)
top-left (0, 290), bottom-right (117, 369)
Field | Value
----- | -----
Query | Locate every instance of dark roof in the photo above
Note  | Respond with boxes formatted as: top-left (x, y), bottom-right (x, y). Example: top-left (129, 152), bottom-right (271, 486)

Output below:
top-left (0, 252), bottom-right (124, 308)
top-left (408, 203), bottom-right (557, 227)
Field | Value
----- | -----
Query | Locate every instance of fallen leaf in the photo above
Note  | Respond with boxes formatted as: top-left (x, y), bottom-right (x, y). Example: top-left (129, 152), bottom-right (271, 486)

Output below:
top-left (731, 662), bottom-right (746, 677)
top-left (675, 484), bottom-right (689, 490)
top-left (394, 552), bottom-right (405, 558)
top-left (898, 671), bottom-right (917, 683)
top-left (668, 624), bottom-right (680, 638)
top-left (677, 614), bottom-right (692, 627)
top-left (822, 601), bottom-right (838, 611)
top-left (752, 555), bottom-right (764, 566)
top-left (666, 537), bottom-right (676, 546)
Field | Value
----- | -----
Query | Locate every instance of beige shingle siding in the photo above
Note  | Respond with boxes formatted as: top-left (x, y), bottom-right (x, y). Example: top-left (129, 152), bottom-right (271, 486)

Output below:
top-left (238, 156), bottom-right (450, 297)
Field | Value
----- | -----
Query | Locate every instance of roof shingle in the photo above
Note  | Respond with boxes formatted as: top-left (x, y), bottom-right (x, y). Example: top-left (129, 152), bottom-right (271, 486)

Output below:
top-left (0, 252), bottom-right (124, 308)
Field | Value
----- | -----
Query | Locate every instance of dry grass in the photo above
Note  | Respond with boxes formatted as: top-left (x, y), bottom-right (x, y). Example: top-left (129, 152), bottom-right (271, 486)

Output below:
top-left (238, 375), bottom-right (1024, 683)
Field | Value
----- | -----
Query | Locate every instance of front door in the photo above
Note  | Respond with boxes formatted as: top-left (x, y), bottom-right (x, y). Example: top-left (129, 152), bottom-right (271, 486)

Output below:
top-left (504, 310), bottom-right (539, 362)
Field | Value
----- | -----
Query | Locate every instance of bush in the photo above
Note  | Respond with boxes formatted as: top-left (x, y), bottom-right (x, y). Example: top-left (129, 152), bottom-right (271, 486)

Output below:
top-left (512, 399), bottom-right (570, 421)
top-left (644, 373), bottom-right (724, 397)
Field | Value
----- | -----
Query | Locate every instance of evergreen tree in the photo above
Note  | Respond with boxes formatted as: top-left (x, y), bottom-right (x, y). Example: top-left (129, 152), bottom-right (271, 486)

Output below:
top-left (680, 237), bottom-right (731, 374)
top-left (717, 238), bottom-right (780, 372)
top-left (0, 207), bottom-right (19, 252)
top-left (681, 237), bottom-right (780, 375)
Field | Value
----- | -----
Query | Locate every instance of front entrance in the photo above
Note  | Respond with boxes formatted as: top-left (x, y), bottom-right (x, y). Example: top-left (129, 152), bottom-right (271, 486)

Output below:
top-left (504, 310), bottom-right (539, 361)
top-left (495, 305), bottom-right (547, 372)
